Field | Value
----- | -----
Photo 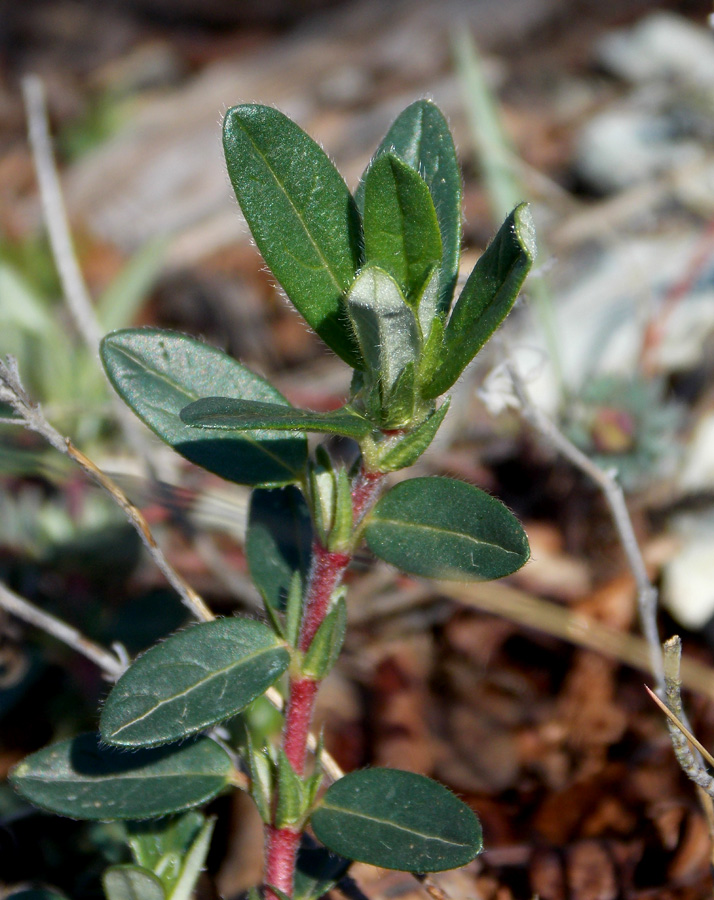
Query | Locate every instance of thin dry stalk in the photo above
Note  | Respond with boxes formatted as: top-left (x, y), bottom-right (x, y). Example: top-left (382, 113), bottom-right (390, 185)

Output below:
top-left (0, 581), bottom-right (125, 679)
top-left (505, 359), bottom-right (665, 692)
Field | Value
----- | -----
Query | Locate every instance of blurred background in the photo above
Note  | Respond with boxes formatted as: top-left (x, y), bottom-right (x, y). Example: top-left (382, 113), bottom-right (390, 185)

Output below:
top-left (4, 0), bottom-right (714, 897)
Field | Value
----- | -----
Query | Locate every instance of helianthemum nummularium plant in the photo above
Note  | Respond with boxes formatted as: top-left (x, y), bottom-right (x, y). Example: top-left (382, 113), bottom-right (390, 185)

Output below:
top-left (11, 99), bottom-right (535, 900)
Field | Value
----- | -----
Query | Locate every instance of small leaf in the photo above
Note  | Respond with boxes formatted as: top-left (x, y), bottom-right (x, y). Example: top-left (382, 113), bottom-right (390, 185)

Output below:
top-left (356, 100), bottom-right (462, 315)
top-left (414, 266), bottom-right (440, 339)
top-left (103, 866), bottom-right (166, 900)
top-left (223, 105), bottom-right (362, 367)
top-left (247, 486), bottom-right (313, 613)
top-left (246, 735), bottom-right (274, 823)
top-left (425, 204), bottom-right (535, 399)
top-left (302, 597), bottom-right (347, 679)
top-left (362, 154), bottom-right (442, 301)
top-left (275, 750), bottom-right (307, 828)
top-left (101, 618), bottom-right (290, 747)
top-left (365, 477), bottom-right (529, 580)
top-left (345, 266), bottom-right (420, 395)
top-left (100, 329), bottom-right (306, 486)
top-left (310, 768), bottom-right (482, 872)
top-left (375, 400), bottom-right (450, 472)
top-left (380, 361), bottom-right (416, 428)
top-left (128, 811), bottom-right (202, 877)
top-left (167, 815), bottom-right (215, 900)
top-left (180, 398), bottom-right (372, 439)
top-left (10, 733), bottom-right (232, 820)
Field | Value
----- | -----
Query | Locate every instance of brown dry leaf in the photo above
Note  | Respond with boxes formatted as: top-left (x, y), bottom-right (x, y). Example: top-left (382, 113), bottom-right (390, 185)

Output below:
top-left (574, 573), bottom-right (637, 632)
top-left (566, 839), bottom-right (617, 900)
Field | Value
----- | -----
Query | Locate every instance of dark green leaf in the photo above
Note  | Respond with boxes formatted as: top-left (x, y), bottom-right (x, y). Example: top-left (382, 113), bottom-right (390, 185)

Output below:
top-left (100, 618), bottom-right (290, 747)
top-left (362, 154), bottom-right (442, 301)
top-left (295, 844), bottom-right (351, 900)
top-left (365, 477), bottom-right (529, 580)
top-left (10, 733), bottom-right (232, 820)
top-left (356, 100), bottom-right (462, 315)
top-left (100, 329), bottom-right (306, 486)
top-left (345, 266), bottom-right (420, 395)
top-left (310, 768), bottom-right (482, 872)
top-left (247, 486), bottom-right (313, 613)
top-left (425, 204), bottom-right (535, 399)
top-left (223, 105), bottom-right (362, 367)
top-left (375, 400), bottom-right (450, 472)
top-left (180, 398), bottom-right (372, 439)
top-left (103, 866), bottom-right (165, 900)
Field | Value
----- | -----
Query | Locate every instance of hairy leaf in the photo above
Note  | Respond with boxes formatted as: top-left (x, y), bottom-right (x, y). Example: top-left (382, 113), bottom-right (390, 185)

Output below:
top-left (223, 105), bottom-right (362, 367)
top-left (181, 398), bottom-right (372, 439)
top-left (310, 768), bottom-right (482, 872)
top-left (425, 204), bottom-right (535, 398)
top-left (10, 734), bottom-right (232, 820)
top-left (101, 619), bottom-right (289, 747)
top-left (101, 329), bottom-right (306, 485)
top-left (365, 477), bottom-right (529, 580)
top-left (362, 154), bottom-right (442, 301)
top-left (356, 100), bottom-right (461, 314)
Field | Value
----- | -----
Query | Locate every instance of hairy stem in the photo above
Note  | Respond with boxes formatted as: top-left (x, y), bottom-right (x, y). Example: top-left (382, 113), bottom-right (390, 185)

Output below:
top-left (264, 465), bottom-right (385, 899)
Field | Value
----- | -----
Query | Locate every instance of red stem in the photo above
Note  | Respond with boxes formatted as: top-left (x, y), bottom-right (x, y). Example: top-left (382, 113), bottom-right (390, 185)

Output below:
top-left (263, 464), bottom-right (385, 900)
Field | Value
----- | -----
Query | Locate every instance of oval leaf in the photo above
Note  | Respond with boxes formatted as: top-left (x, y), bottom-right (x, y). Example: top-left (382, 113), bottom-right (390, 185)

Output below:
top-left (100, 329), bottom-right (307, 486)
top-left (10, 733), bottom-right (232, 820)
top-left (101, 619), bottom-right (290, 747)
top-left (310, 768), bottom-right (482, 872)
top-left (356, 100), bottom-right (462, 315)
top-left (425, 204), bottom-right (535, 399)
top-left (362, 154), bottom-right (442, 302)
top-left (180, 398), bottom-right (372, 439)
top-left (223, 105), bottom-right (362, 368)
top-left (103, 866), bottom-right (166, 900)
top-left (247, 486), bottom-right (313, 612)
top-left (365, 477), bottom-right (529, 580)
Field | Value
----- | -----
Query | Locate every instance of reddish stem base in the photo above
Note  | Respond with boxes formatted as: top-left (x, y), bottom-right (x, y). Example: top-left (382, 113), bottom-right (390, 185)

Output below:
top-left (264, 824), bottom-right (301, 900)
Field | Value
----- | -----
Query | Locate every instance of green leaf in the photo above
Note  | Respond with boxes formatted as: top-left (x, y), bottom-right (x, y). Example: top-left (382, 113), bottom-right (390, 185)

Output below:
top-left (223, 105), bottom-right (362, 367)
top-left (166, 815), bottom-right (215, 900)
top-left (103, 866), bottom-right (166, 900)
top-left (10, 733), bottom-right (233, 820)
top-left (275, 750), bottom-right (307, 828)
top-left (362, 154), bottom-right (442, 301)
top-left (247, 486), bottom-right (313, 613)
top-left (101, 329), bottom-right (307, 486)
top-left (128, 812), bottom-right (202, 879)
top-left (345, 266), bottom-right (420, 395)
top-left (180, 398), bottom-right (373, 439)
top-left (100, 618), bottom-right (290, 747)
top-left (294, 844), bottom-right (350, 900)
top-left (302, 596), bottom-right (347, 679)
top-left (365, 477), bottom-right (529, 580)
top-left (310, 768), bottom-right (482, 872)
top-left (374, 399), bottom-right (450, 472)
top-left (356, 100), bottom-right (462, 315)
top-left (425, 204), bottom-right (535, 399)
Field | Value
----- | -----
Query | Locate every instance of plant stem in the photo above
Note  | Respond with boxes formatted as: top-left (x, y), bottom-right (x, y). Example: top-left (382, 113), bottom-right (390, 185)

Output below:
top-left (264, 465), bottom-right (385, 900)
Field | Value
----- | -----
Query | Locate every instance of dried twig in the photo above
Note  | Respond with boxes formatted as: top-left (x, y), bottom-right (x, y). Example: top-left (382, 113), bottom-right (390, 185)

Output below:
top-left (505, 359), bottom-right (665, 692)
top-left (0, 581), bottom-right (125, 679)
top-left (21, 74), bottom-right (159, 468)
